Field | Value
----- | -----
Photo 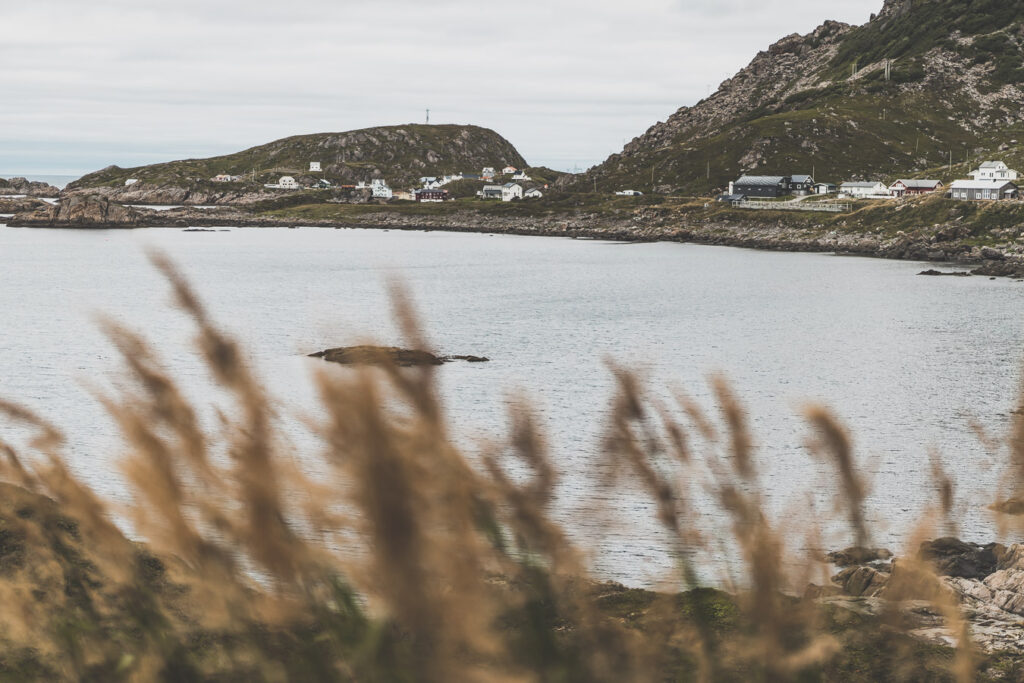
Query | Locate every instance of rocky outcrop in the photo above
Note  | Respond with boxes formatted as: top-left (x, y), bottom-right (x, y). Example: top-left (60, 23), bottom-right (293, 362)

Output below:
top-left (11, 194), bottom-right (141, 228)
top-left (309, 346), bottom-right (490, 367)
top-left (826, 546), bottom-right (893, 567)
top-left (918, 538), bottom-right (1005, 580)
top-left (0, 177), bottom-right (61, 197)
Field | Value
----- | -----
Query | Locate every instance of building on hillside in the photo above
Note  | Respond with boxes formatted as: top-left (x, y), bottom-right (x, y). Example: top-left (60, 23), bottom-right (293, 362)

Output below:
top-left (512, 170), bottom-right (532, 181)
top-left (717, 193), bottom-right (746, 204)
top-left (212, 174), bottom-right (239, 183)
top-left (730, 176), bottom-right (791, 198)
top-left (839, 181), bottom-right (888, 198)
top-left (265, 176), bottom-right (299, 190)
top-left (393, 190), bottom-right (414, 201)
top-left (414, 188), bottom-right (449, 202)
top-left (419, 177), bottom-right (442, 189)
top-left (524, 187), bottom-right (543, 199)
top-left (950, 179), bottom-right (1020, 201)
top-left (309, 162), bottom-right (322, 172)
top-left (370, 179), bottom-right (392, 199)
top-left (813, 182), bottom-right (837, 195)
top-left (316, 179), bottom-right (332, 189)
top-left (462, 173), bottom-right (480, 181)
top-left (124, 178), bottom-right (139, 186)
top-left (482, 167), bottom-right (496, 180)
top-left (789, 175), bottom-right (814, 195)
top-left (480, 184), bottom-right (503, 200)
top-left (615, 189), bottom-right (644, 196)
top-left (970, 161), bottom-right (1019, 182)
top-left (502, 166), bottom-right (518, 175)
top-left (501, 183), bottom-right (523, 201)
top-left (888, 179), bottom-right (943, 197)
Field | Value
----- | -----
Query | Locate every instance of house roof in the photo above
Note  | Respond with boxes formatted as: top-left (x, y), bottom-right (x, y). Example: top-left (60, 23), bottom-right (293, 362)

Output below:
top-left (979, 161), bottom-right (1007, 169)
top-left (841, 181), bottom-right (885, 188)
top-left (892, 179), bottom-right (942, 189)
top-left (950, 179), bottom-right (1018, 190)
top-left (814, 182), bottom-right (837, 187)
top-left (502, 182), bottom-right (521, 188)
top-left (525, 188), bottom-right (543, 194)
top-left (719, 194), bottom-right (746, 201)
top-left (791, 175), bottom-right (813, 183)
top-left (735, 175), bottom-right (788, 186)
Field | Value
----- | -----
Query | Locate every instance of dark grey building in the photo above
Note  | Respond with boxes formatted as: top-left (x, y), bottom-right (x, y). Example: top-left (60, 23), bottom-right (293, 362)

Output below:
top-left (949, 180), bottom-right (1019, 201)
top-left (789, 174), bottom-right (814, 195)
top-left (731, 175), bottom-right (791, 198)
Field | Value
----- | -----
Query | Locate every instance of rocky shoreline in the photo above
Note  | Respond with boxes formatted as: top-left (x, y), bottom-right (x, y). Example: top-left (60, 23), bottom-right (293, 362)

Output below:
top-left (8, 196), bottom-right (1024, 278)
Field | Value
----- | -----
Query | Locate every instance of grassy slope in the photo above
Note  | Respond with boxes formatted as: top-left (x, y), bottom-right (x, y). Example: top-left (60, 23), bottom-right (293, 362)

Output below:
top-left (68, 124), bottom-right (528, 190)
top-left (585, 0), bottom-right (1024, 195)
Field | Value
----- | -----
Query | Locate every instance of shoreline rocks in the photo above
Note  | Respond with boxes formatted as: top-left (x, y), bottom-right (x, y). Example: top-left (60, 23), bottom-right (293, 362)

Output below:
top-left (11, 194), bottom-right (142, 228)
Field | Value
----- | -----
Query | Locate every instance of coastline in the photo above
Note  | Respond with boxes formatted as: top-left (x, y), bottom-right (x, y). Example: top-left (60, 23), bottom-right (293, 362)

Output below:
top-left (8, 195), bottom-right (1024, 277)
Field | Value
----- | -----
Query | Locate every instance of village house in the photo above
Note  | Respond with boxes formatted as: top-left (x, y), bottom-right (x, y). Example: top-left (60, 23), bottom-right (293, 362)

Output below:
top-left (888, 179), bottom-right (943, 197)
top-left (839, 181), bottom-right (889, 198)
top-left (501, 183), bottom-right (523, 201)
top-left (970, 161), bottom-right (1019, 182)
top-left (615, 190), bottom-right (644, 196)
top-left (315, 179), bottom-right (332, 189)
top-left (502, 166), bottom-right (517, 175)
top-left (371, 179), bottom-right (392, 199)
top-left (524, 187), bottom-right (543, 199)
top-left (414, 188), bottom-right (449, 203)
top-left (482, 167), bottom-right (496, 180)
top-left (419, 176), bottom-right (442, 189)
top-left (212, 174), bottom-right (239, 183)
top-left (950, 179), bottom-right (1020, 201)
top-left (265, 176), bottom-right (299, 190)
top-left (124, 178), bottom-right (139, 186)
top-left (813, 182), bottom-right (837, 195)
top-left (512, 170), bottom-right (532, 181)
top-left (392, 189), bottom-right (414, 201)
top-left (789, 175), bottom-right (814, 195)
top-left (309, 162), bottom-right (321, 172)
top-left (730, 176), bottom-right (791, 198)
top-left (480, 184), bottom-right (503, 200)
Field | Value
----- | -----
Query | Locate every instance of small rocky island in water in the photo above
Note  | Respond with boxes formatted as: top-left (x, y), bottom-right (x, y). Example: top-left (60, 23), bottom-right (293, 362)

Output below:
top-left (309, 346), bottom-right (489, 367)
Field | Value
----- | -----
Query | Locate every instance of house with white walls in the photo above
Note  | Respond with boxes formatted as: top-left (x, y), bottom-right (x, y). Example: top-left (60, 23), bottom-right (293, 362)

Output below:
top-left (839, 181), bottom-right (889, 198)
top-left (501, 183), bottom-right (523, 201)
top-left (371, 179), bottom-right (393, 199)
top-left (970, 161), bottom-right (1019, 182)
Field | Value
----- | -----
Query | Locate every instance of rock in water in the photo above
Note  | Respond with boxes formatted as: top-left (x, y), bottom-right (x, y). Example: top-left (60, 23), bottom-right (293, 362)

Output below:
top-left (826, 546), bottom-right (893, 567)
top-left (310, 346), bottom-right (445, 367)
top-left (918, 537), bottom-right (1004, 580)
top-left (12, 194), bottom-right (141, 228)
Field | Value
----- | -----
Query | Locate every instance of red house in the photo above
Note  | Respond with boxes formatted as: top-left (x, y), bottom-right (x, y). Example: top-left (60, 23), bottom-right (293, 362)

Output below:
top-left (889, 179), bottom-right (943, 197)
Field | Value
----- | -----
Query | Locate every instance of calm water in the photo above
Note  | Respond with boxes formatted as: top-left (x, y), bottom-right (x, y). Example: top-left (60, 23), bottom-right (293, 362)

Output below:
top-left (1, 223), bottom-right (1023, 587)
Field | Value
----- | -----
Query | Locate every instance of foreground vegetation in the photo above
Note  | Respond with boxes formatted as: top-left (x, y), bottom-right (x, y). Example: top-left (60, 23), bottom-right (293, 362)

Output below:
top-left (1, 256), bottom-right (1024, 680)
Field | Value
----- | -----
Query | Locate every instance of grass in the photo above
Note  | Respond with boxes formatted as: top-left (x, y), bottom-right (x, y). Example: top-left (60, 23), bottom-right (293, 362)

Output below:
top-left (0, 255), bottom-right (1023, 680)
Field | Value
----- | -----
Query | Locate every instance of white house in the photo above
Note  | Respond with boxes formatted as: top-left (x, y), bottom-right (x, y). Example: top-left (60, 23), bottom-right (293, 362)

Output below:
top-left (482, 167), bottom-right (496, 180)
top-left (502, 166), bottom-right (518, 175)
top-left (524, 187), bottom-right (543, 199)
top-left (615, 189), bottom-right (643, 196)
top-left (419, 176), bottom-right (442, 189)
top-left (970, 161), bottom-right (1019, 182)
top-left (265, 176), bottom-right (300, 190)
top-left (480, 184), bottom-right (503, 199)
top-left (212, 174), bottom-right (238, 183)
top-left (512, 170), bottom-right (532, 181)
top-left (440, 173), bottom-right (463, 185)
top-left (124, 178), bottom-right (139, 186)
top-left (501, 183), bottom-right (523, 201)
top-left (309, 161), bottom-right (322, 172)
top-left (371, 179), bottom-right (393, 199)
top-left (839, 181), bottom-right (889, 198)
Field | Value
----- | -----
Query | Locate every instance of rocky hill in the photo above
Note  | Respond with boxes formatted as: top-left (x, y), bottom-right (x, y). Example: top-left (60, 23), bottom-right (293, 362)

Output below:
top-left (66, 124), bottom-right (528, 204)
top-left (574, 0), bottom-right (1024, 195)
top-left (0, 177), bottom-right (61, 197)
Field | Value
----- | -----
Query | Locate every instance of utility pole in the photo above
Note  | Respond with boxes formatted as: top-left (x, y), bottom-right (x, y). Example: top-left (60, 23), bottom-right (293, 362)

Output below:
top-left (426, 108), bottom-right (430, 125)
top-left (949, 149), bottom-right (953, 173)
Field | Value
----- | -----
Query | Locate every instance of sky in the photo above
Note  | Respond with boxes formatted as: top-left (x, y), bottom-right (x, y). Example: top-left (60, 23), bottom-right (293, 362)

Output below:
top-left (2, 0), bottom-right (881, 177)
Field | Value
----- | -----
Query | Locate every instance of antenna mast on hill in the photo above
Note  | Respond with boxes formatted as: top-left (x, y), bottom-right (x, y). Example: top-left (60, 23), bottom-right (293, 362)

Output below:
top-left (426, 108), bottom-right (430, 125)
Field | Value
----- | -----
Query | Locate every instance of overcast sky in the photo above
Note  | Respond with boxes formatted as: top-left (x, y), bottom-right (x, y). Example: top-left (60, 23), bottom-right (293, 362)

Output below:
top-left (2, 0), bottom-right (881, 177)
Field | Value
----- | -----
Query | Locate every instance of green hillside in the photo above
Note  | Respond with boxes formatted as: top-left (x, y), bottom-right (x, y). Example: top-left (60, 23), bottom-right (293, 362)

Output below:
top-left (575, 0), bottom-right (1024, 194)
top-left (68, 124), bottom-right (527, 191)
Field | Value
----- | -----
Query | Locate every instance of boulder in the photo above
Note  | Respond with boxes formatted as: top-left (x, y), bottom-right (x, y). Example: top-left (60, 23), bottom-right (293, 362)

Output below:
top-left (832, 565), bottom-right (889, 597)
top-left (918, 537), bottom-right (1004, 579)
